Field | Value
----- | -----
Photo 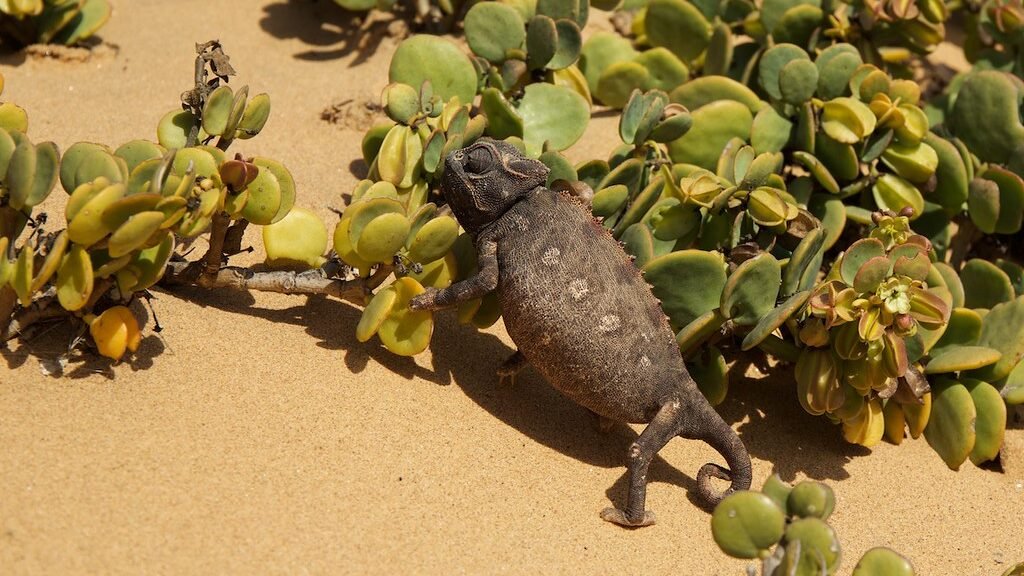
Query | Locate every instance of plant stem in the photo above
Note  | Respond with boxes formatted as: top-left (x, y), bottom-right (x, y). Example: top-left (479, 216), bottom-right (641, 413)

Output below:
top-left (2, 295), bottom-right (66, 343)
top-left (162, 261), bottom-right (390, 306)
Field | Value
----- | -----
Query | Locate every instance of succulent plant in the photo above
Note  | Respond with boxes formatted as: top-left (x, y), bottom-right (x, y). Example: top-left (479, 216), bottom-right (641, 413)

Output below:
top-left (0, 0), bottom-right (111, 48)
top-left (0, 42), bottom-right (312, 363)
top-left (712, 475), bottom-right (915, 575)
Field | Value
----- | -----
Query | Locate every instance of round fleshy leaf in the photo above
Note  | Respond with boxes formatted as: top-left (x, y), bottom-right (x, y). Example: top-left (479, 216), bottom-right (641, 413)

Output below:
top-left (786, 481), bottom-right (835, 520)
top-left (108, 211), bottom-right (165, 258)
top-left (480, 88), bottom-right (525, 140)
top-left (720, 253), bottom-right (781, 326)
top-left (526, 14), bottom-right (557, 70)
top-left (667, 100), bottom-right (752, 169)
top-left (758, 43), bottom-right (808, 102)
top-left (816, 44), bottom-right (861, 100)
top-left (852, 547), bottom-right (915, 576)
top-left (238, 166), bottom-right (282, 226)
top-left (130, 232), bottom-right (175, 292)
top-left (924, 132), bottom-right (969, 213)
top-left (741, 289), bottom-right (811, 351)
top-left (56, 245), bottom-right (94, 312)
top-left (980, 165), bottom-right (1024, 234)
top-left (517, 83), bottom-right (589, 151)
top-left (964, 378), bottom-right (1006, 465)
top-left (378, 277), bottom-right (434, 356)
top-left (882, 140), bottom-right (939, 184)
top-left (595, 61), bottom-right (649, 109)
top-left (751, 106), bottom-right (793, 154)
top-left (761, 474), bottom-right (792, 512)
top-left (156, 109), bottom-right (195, 150)
top-left (670, 75), bottom-right (762, 113)
top-left (924, 379), bottom-right (977, 470)
top-left (381, 83), bottom-right (421, 125)
top-left (971, 296), bottom-right (1024, 382)
top-left (357, 286), bottom-right (398, 343)
top-left (642, 249), bottom-right (726, 329)
top-left (778, 58), bottom-right (819, 105)
top-left (688, 345), bottom-right (728, 405)
top-left (389, 35), bottom-right (478, 105)
top-left (408, 215), bottom-right (459, 264)
top-left (252, 157), bottom-right (297, 224)
top-left (925, 346), bottom-right (1002, 374)
top-left (783, 518), bottom-right (841, 574)
top-left (873, 174), bottom-right (924, 220)
top-left (578, 32), bottom-right (639, 95)
top-left (948, 71), bottom-right (1024, 165)
top-left (961, 259), bottom-right (1015, 310)
top-left (465, 1), bottom-right (526, 64)
top-left (675, 309), bottom-right (725, 353)
top-left (710, 491), bottom-right (785, 559)
top-left (355, 213), bottom-right (411, 263)
top-left (1002, 358), bottom-right (1024, 405)
top-left (634, 48), bottom-right (690, 93)
top-left (645, 0), bottom-right (711, 62)
top-left (822, 97), bottom-right (877, 144)
top-left (263, 206), bottom-right (328, 268)
top-left (853, 255), bottom-right (890, 293)
top-left (781, 227), bottom-right (825, 296)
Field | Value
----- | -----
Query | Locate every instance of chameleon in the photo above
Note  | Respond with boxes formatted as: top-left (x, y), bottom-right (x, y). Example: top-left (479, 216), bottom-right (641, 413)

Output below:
top-left (410, 138), bottom-right (752, 527)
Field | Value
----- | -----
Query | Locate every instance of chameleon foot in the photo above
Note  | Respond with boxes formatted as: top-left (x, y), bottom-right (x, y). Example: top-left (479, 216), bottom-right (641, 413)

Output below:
top-left (600, 507), bottom-right (656, 527)
top-left (496, 350), bottom-right (527, 386)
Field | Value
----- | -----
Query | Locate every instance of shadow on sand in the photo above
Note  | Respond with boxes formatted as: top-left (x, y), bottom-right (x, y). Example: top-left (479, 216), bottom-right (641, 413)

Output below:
top-left (258, 0), bottom-right (404, 65)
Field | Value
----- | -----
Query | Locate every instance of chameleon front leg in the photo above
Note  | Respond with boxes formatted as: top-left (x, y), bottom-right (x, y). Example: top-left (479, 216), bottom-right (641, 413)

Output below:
top-left (409, 238), bottom-right (498, 311)
top-left (600, 396), bottom-right (683, 527)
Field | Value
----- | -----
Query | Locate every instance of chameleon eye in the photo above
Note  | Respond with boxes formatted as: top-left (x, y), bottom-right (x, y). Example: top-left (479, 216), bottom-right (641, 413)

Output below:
top-left (464, 147), bottom-right (493, 174)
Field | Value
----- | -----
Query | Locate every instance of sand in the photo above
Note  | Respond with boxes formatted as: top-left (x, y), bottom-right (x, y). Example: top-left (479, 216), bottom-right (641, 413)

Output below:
top-left (1, 1), bottom-right (1021, 574)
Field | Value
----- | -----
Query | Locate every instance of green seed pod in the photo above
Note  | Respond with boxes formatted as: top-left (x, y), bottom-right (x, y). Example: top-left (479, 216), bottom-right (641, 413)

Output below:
top-left (747, 187), bottom-right (790, 227)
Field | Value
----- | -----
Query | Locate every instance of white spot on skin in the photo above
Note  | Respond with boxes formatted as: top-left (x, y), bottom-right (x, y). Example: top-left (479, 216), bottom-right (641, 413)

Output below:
top-left (639, 355), bottom-right (651, 368)
top-left (568, 279), bottom-right (589, 300)
top-left (542, 247), bottom-right (561, 266)
top-left (598, 315), bottom-right (621, 333)
top-left (512, 214), bottom-right (529, 231)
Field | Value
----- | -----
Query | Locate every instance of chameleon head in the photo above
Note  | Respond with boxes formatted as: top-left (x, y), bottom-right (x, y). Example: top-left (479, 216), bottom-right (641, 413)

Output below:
top-left (441, 138), bottom-right (549, 235)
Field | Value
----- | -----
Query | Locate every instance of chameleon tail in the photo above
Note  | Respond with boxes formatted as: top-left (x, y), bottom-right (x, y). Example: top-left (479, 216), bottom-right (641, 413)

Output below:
top-left (693, 400), bottom-right (752, 506)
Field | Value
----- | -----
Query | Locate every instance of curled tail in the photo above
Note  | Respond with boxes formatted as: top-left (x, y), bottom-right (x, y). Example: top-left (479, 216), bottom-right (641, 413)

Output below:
top-left (691, 399), bottom-right (752, 506)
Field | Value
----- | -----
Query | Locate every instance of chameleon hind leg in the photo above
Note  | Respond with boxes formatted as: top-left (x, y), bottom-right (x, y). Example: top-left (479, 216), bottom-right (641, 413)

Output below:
top-left (600, 396), bottom-right (683, 527)
top-left (497, 350), bottom-right (528, 386)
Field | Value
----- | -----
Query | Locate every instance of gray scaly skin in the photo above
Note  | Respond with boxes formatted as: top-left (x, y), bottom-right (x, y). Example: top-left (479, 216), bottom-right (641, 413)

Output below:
top-left (410, 138), bottom-right (752, 527)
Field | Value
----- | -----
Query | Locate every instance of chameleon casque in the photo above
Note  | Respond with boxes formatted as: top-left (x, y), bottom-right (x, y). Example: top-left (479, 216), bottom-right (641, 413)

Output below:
top-left (409, 138), bottom-right (752, 527)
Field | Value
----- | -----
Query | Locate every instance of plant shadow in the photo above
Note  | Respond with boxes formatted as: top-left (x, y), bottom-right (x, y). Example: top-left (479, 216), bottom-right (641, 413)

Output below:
top-left (259, 0), bottom-right (405, 65)
top-left (719, 355), bottom-right (871, 483)
top-left (2, 301), bottom-right (166, 379)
